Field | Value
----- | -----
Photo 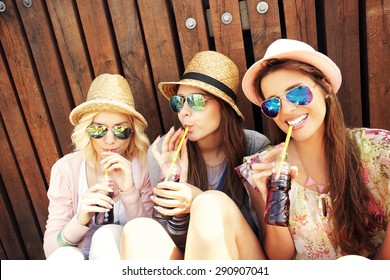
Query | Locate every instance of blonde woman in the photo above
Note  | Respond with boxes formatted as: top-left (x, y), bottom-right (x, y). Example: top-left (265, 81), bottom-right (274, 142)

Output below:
top-left (44, 73), bottom-right (153, 259)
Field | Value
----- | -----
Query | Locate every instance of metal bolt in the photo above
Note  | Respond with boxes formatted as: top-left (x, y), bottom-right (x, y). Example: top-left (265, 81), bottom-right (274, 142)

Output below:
top-left (221, 12), bottom-right (233, 24)
top-left (185, 17), bottom-right (197, 29)
top-left (0, 1), bottom-right (6, 12)
top-left (257, 1), bottom-right (269, 14)
top-left (23, 0), bottom-right (32, 8)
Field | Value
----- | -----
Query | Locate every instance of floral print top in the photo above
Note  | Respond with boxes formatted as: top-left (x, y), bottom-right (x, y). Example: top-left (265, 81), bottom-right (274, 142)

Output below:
top-left (236, 128), bottom-right (390, 259)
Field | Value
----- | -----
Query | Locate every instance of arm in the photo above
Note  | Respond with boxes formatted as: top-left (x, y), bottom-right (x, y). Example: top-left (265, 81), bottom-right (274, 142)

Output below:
top-left (43, 160), bottom-right (90, 258)
top-left (236, 144), bottom-right (295, 259)
top-left (121, 159), bottom-right (154, 219)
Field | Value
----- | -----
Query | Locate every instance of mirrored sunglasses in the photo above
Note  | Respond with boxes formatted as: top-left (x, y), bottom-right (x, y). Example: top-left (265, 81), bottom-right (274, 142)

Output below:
top-left (86, 125), bottom-right (133, 140)
top-left (170, 93), bottom-right (208, 113)
top-left (260, 85), bottom-right (314, 118)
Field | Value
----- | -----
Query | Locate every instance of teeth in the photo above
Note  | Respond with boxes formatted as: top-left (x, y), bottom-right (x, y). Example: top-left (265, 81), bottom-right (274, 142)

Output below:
top-left (287, 114), bottom-right (307, 126)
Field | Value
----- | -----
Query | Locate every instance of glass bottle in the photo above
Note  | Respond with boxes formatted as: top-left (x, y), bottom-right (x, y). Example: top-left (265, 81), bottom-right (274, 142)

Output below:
top-left (264, 153), bottom-right (291, 227)
top-left (152, 152), bottom-right (181, 220)
top-left (95, 170), bottom-right (115, 225)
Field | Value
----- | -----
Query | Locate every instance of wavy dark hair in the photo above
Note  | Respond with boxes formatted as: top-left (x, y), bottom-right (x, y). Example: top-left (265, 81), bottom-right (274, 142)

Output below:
top-left (254, 59), bottom-right (381, 256)
top-left (186, 98), bottom-right (247, 207)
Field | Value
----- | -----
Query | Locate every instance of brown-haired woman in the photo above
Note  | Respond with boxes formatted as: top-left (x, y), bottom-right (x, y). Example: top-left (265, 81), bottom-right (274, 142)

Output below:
top-left (120, 51), bottom-right (269, 259)
top-left (237, 39), bottom-right (390, 259)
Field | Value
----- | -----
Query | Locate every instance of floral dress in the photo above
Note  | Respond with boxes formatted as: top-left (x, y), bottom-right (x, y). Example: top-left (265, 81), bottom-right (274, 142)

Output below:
top-left (236, 128), bottom-right (390, 259)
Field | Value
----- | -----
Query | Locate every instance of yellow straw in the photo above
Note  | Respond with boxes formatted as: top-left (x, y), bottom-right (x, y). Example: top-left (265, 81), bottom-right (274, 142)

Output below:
top-left (275, 125), bottom-right (293, 180)
top-left (104, 168), bottom-right (109, 188)
top-left (164, 126), bottom-right (189, 181)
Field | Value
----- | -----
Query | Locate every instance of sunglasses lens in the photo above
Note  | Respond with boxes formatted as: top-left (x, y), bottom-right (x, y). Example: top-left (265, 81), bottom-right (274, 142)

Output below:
top-left (170, 96), bottom-right (184, 112)
top-left (286, 86), bottom-right (313, 105)
top-left (87, 125), bottom-right (107, 139)
top-left (261, 98), bottom-right (280, 118)
top-left (112, 126), bottom-right (132, 140)
top-left (187, 94), bottom-right (206, 112)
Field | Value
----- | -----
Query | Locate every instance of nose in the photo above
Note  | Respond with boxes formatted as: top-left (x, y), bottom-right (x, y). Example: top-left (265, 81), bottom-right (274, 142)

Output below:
top-left (280, 97), bottom-right (297, 114)
top-left (178, 99), bottom-right (192, 116)
top-left (103, 129), bottom-right (116, 144)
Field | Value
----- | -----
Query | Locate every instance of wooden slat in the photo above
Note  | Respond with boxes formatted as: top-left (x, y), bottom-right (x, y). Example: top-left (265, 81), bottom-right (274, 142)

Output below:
top-left (0, 1), bottom-right (62, 180)
top-left (108, 0), bottom-right (162, 140)
top-left (283, 0), bottom-right (317, 48)
top-left (46, 0), bottom-right (93, 107)
top-left (246, 0), bottom-right (282, 133)
top-left (15, 0), bottom-right (74, 156)
top-left (209, 0), bottom-right (255, 129)
top-left (366, 0), bottom-right (390, 130)
top-left (0, 52), bottom-right (48, 236)
top-left (0, 178), bottom-right (26, 259)
top-left (324, 1), bottom-right (362, 128)
top-left (76, 0), bottom-right (120, 76)
top-left (171, 0), bottom-right (210, 66)
top-left (138, 0), bottom-right (181, 131)
top-left (0, 118), bottom-right (45, 259)
top-left (246, 0), bottom-right (281, 60)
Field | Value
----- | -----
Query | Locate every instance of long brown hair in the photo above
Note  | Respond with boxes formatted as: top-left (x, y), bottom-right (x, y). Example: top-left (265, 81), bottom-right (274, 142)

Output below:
top-left (186, 99), bottom-right (247, 207)
top-left (255, 59), bottom-right (380, 256)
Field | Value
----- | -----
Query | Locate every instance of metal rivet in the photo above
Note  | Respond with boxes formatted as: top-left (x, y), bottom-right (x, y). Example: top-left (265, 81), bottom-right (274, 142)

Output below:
top-left (257, 1), bottom-right (269, 14)
top-left (185, 17), bottom-right (197, 29)
top-left (221, 12), bottom-right (233, 24)
top-left (23, 0), bottom-right (32, 8)
top-left (0, 1), bottom-right (6, 12)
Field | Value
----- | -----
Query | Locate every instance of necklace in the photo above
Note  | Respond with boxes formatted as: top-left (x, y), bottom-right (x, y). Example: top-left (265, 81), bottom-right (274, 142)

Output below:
top-left (295, 147), bottom-right (328, 194)
top-left (206, 154), bottom-right (226, 186)
top-left (206, 154), bottom-right (226, 168)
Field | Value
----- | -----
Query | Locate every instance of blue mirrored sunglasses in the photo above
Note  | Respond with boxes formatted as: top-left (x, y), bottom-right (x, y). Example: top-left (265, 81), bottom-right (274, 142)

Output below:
top-left (260, 85), bottom-right (314, 118)
top-left (86, 125), bottom-right (132, 140)
top-left (170, 93), bottom-right (208, 113)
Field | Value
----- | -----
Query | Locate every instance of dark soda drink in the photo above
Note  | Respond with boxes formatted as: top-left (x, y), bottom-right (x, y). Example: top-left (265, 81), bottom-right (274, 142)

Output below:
top-left (95, 190), bottom-right (114, 225)
top-left (95, 173), bottom-right (115, 225)
top-left (152, 152), bottom-right (181, 220)
top-left (264, 159), bottom-right (291, 226)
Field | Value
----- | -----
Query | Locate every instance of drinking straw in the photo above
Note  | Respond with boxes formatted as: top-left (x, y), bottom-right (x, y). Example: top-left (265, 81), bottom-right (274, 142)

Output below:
top-left (275, 125), bottom-right (293, 180)
top-left (104, 167), bottom-right (109, 188)
top-left (164, 126), bottom-right (189, 181)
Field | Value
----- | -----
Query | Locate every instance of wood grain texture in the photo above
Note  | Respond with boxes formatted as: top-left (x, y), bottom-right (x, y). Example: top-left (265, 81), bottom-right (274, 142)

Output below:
top-left (209, 0), bottom-right (255, 128)
top-left (0, 0), bottom-right (388, 259)
top-left (365, 0), bottom-right (390, 129)
top-left (324, 0), bottom-right (362, 128)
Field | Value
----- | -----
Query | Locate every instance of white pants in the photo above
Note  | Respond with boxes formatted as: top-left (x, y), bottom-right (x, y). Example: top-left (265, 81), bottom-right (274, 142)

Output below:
top-left (47, 224), bottom-right (123, 260)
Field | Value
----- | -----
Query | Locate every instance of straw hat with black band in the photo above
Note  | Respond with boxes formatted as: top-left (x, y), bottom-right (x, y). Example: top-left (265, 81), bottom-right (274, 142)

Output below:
top-left (69, 73), bottom-right (148, 127)
top-left (158, 51), bottom-right (244, 120)
top-left (242, 39), bottom-right (342, 107)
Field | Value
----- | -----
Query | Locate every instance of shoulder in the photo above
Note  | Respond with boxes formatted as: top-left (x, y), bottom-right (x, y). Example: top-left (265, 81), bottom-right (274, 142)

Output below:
top-left (52, 151), bottom-right (84, 171)
top-left (348, 127), bottom-right (390, 149)
top-left (243, 129), bottom-right (270, 155)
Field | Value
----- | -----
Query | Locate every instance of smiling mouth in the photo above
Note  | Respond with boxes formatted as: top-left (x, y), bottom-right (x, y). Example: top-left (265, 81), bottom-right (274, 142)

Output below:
top-left (287, 114), bottom-right (308, 126)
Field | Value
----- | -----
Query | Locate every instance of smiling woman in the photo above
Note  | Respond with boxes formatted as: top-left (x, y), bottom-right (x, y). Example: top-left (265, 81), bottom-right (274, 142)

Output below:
top-left (43, 73), bottom-right (153, 260)
top-left (237, 39), bottom-right (390, 260)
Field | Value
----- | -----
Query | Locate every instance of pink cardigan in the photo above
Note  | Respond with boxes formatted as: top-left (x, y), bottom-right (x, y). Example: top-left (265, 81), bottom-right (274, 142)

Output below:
top-left (43, 151), bottom-right (153, 257)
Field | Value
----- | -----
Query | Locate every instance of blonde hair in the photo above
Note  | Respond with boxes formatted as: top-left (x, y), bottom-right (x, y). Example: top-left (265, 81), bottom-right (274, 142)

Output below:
top-left (71, 112), bottom-right (149, 166)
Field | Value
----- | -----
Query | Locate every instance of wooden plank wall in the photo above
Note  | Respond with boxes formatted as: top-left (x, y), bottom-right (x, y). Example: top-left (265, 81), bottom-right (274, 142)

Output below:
top-left (0, 0), bottom-right (388, 259)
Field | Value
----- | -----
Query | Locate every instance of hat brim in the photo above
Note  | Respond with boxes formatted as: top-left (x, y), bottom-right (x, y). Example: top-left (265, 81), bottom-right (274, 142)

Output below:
top-left (69, 99), bottom-right (148, 127)
top-left (242, 50), bottom-right (342, 107)
top-left (158, 79), bottom-right (244, 120)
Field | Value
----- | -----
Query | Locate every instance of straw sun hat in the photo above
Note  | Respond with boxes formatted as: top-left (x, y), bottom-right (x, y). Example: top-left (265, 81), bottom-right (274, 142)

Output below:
top-left (242, 39), bottom-right (342, 107)
top-left (69, 73), bottom-right (147, 127)
top-left (158, 51), bottom-right (244, 120)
